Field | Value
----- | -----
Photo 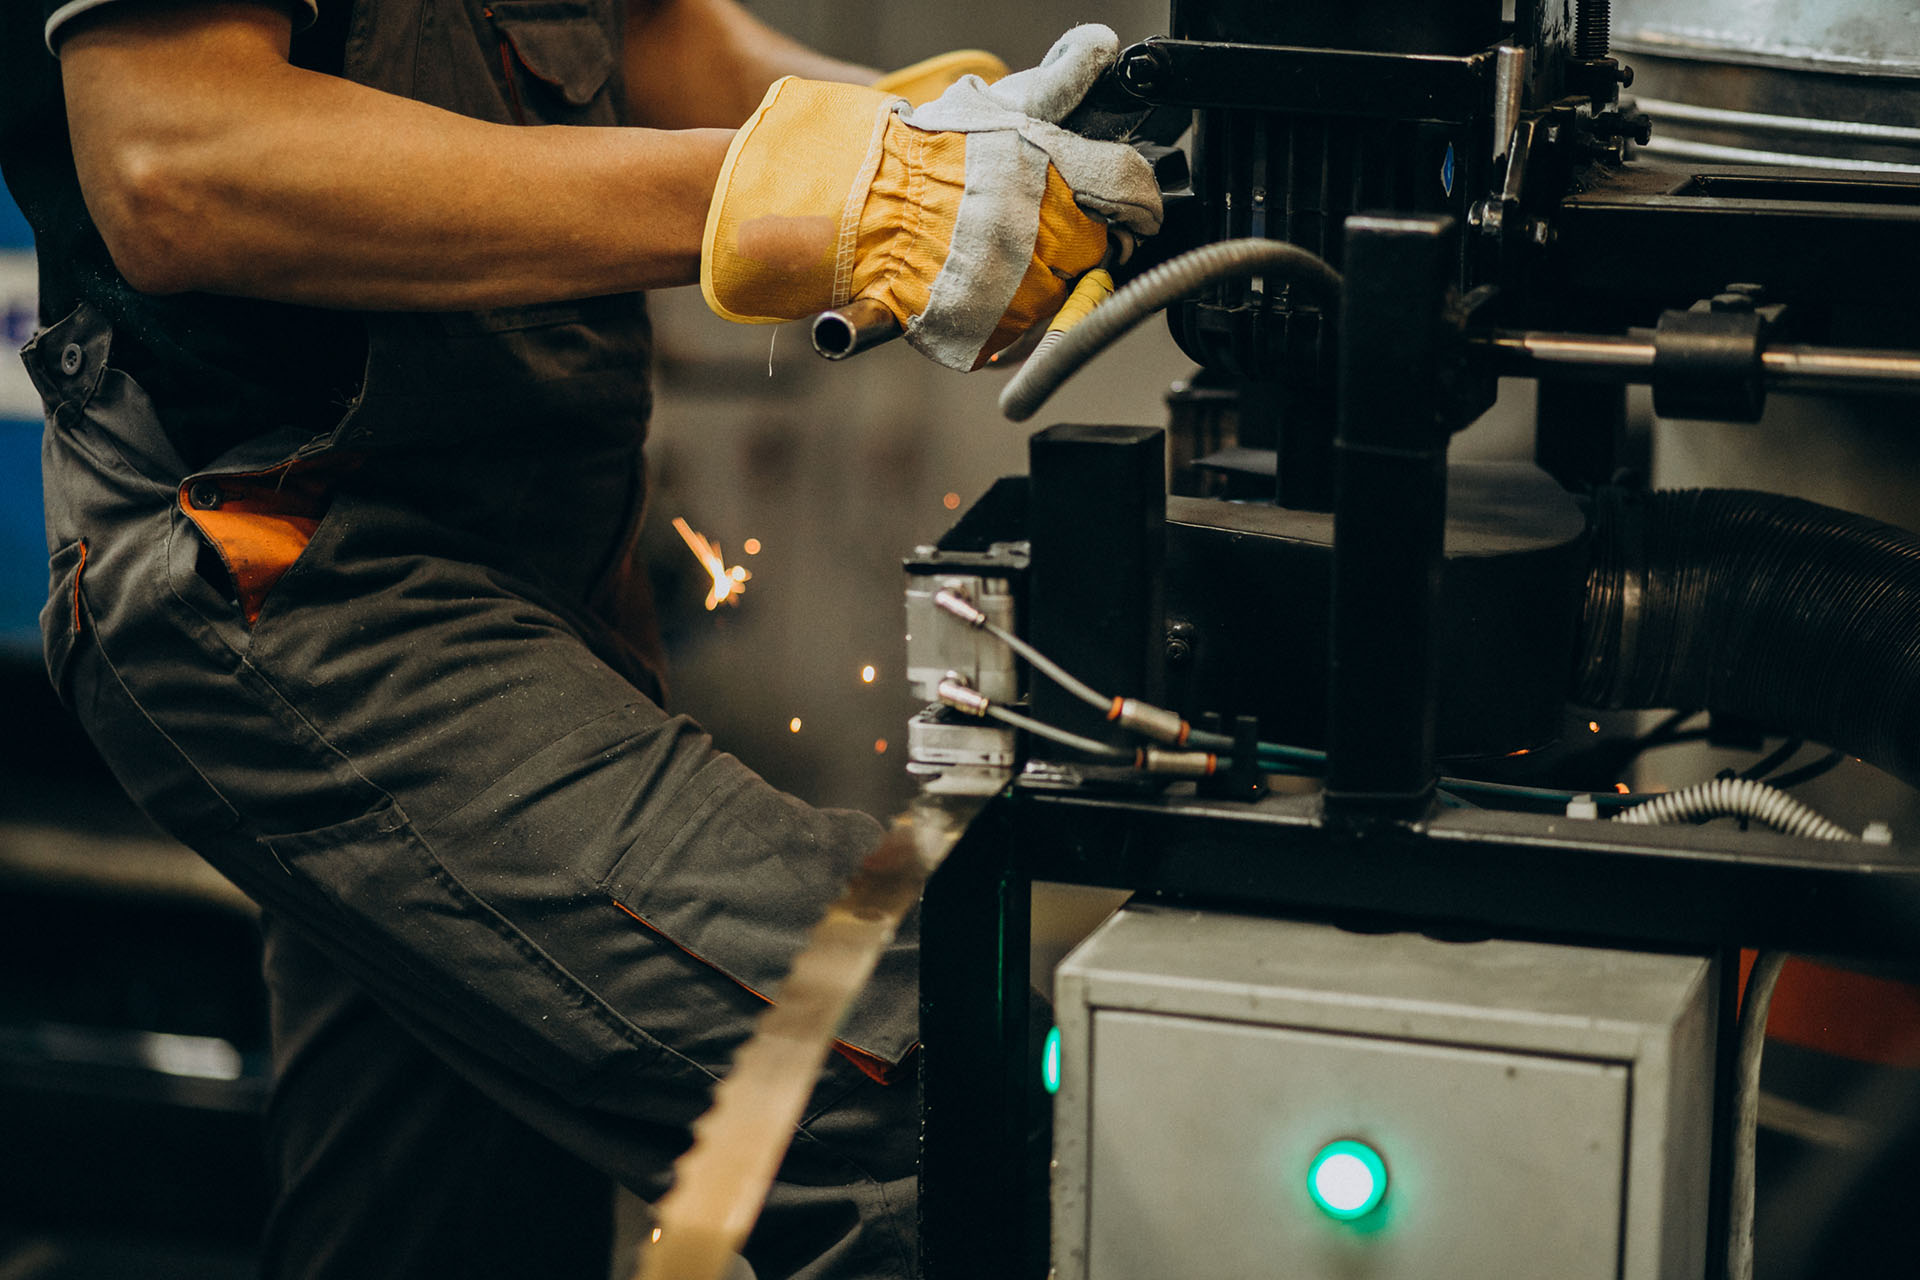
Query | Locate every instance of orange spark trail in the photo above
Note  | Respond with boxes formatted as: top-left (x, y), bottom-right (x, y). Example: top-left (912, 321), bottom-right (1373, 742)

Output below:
top-left (673, 517), bottom-right (751, 610)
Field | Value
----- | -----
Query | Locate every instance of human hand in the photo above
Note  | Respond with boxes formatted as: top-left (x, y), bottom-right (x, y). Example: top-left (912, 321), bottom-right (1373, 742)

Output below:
top-left (701, 24), bottom-right (1161, 369)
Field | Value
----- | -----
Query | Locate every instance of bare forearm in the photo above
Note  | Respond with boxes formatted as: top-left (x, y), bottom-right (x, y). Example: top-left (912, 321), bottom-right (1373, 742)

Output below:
top-left (63, 6), bottom-right (732, 310)
top-left (623, 0), bottom-right (876, 129)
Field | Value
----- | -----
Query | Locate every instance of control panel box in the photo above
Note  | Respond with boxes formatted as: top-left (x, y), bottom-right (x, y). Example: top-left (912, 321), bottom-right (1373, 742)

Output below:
top-left (1052, 906), bottom-right (1718, 1280)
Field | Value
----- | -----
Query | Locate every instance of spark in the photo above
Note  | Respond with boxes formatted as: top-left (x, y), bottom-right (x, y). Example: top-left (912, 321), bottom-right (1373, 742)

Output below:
top-left (1614, 782), bottom-right (1631, 794)
top-left (874, 738), bottom-right (889, 754)
top-left (942, 492), bottom-right (960, 510)
top-left (743, 538), bottom-right (761, 556)
top-left (650, 1228), bottom-right (662, 1244)
top-left (1588, 720), bottom-right (1601, 733)
top-left (861, 664), bottom-right (876, 683)
top-left (789, 717), bottom-right (803, 733)
top-left (672, 516), bottom-right (751, 610)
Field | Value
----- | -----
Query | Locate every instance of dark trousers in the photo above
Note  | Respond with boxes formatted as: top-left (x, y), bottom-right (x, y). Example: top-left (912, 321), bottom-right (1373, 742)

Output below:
top-left (27, 306), bottom-right (922, 1280)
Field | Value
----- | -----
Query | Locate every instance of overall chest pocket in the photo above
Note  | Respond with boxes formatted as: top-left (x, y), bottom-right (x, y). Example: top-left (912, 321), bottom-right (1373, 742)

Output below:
top-left (486, 1), bottom-right (620, 126)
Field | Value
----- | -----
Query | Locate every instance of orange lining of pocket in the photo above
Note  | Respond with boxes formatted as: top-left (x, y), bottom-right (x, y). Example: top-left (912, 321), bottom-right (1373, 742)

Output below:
top-left (179, 467), bottom-right (338, 626)
top-left (613, 898), bottom-right (911, 1085)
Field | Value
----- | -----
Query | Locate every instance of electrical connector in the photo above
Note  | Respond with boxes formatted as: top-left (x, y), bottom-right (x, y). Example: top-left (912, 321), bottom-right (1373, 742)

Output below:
top-left (1136, 749), bottom-right (1217, 778)
top-left (936, 675), bottom-right (991, 717)
top-left (1109, 697), bottom-right (1189, 745)
top-left (932, 588), bottom-right (989, 628)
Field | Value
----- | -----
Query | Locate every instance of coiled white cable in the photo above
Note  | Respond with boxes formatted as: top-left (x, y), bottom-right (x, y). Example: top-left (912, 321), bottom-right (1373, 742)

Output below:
top-left (1611, 775), bottom-right (1858, 842)
top-left (1613, 774), bottom-right (1854, 1280)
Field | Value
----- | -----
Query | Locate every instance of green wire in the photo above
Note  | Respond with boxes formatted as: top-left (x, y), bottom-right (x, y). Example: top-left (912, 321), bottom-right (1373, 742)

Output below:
top-left (1244, 745), bottom-right (1641, 811)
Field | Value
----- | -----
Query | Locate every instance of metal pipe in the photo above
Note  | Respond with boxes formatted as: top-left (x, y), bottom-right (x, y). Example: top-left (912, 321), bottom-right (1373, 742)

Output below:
top-left (810, 299), bottom-right (902, 360)
top-left (1482, 329), bottom-right (1920, 395)
top-left (1484, 330), bottom-right (1656, 375)
top-left (1761, 344), bottom-right (1920, 395)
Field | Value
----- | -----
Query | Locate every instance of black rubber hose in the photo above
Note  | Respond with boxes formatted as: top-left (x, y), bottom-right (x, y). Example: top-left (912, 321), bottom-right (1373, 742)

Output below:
top-left (1577, 488), bottom-right (1920, 789)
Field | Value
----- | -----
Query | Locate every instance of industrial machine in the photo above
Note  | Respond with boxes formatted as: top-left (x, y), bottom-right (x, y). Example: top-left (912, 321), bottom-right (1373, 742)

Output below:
top-left (886, 1), bottom-right (1920, 1277)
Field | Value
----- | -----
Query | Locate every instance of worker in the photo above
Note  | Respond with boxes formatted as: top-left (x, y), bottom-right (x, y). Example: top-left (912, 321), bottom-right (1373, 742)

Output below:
top-left (0, 2), bottom-right (1159, 1278)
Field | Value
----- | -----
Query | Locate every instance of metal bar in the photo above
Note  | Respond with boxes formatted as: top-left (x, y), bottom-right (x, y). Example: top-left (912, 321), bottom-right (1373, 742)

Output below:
top-left (1482, 330), bottom-right (1920, 396)
top-left (1633, 97), bottom-right (1920, 148)
top-left (1762, 344), bottom-right (1920, 395)
top-left (1005, 786), bottom-right (1920, 963)
top-left (1326, 214), bottom-right (1456, 815)
top-left (1552, 181), bottom-right (1920, 306)
top-left (1117, 38), bottom-right (1494, 124)
top-left (1636, 138), bottom-right (1920, 177)
top-left (1492, 43), bottom-right (1528, 164)
top-left (1483, 329), bottom-right (1656, 374)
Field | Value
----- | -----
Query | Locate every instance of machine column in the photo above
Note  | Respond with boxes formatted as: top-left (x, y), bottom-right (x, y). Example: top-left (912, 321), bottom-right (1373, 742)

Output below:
top-left (1325, 215), bottom-right (1457, 816)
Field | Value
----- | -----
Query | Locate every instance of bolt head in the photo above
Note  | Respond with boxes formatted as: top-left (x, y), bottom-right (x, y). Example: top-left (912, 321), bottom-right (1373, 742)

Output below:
top-left (1120, 48), bottom-right (1166, 93)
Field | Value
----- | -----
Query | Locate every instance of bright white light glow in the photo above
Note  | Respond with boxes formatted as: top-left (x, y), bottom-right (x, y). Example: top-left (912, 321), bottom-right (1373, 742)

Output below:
top-left (1307, 1140), bottom-right (1387, 1220)
top-left (1312, 1154), bottom-right (1375, 1212)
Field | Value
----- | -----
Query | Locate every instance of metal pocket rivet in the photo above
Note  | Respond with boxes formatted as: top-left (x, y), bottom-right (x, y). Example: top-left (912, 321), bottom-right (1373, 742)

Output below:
top-left (187, 481), bottom-right (223, 510)
top-left (59, 343), bottom-right (84, 376)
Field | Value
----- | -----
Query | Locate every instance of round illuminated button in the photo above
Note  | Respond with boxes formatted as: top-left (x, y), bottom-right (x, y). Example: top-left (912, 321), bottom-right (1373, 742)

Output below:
top-left (1307, 1139), bottom-right (1388, 1219)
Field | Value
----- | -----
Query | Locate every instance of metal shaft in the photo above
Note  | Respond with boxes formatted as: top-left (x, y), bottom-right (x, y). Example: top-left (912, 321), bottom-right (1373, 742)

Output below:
top-left (1761, 344), bottom-right (1920, 395)
top-left (1482, 330), bottom-right (1920, 396)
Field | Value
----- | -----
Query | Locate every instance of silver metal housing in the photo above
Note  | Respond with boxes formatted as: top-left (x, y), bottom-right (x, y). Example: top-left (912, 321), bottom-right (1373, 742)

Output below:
top-left (1052, 905), bottom-right (1718, 1280)
top-left (1616, 0), bottom-right (1920, 173)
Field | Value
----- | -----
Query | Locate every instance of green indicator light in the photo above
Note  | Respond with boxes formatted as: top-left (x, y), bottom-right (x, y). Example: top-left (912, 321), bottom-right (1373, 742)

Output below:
top-left (1042, 1027), bottom-right (1062, 1094)
top-left (1308, 1140), bottom-right (1388, 1220)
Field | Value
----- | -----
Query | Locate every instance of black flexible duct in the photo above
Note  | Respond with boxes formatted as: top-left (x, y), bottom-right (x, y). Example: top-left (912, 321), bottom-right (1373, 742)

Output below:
top-left (1577, 488), bottom-right (1920, 790)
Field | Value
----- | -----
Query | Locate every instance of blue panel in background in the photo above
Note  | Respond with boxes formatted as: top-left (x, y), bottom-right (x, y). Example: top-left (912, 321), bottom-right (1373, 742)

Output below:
top-left (0, 179), bottom-right (43, 659)
top-left (0, 187), bottom-right (30, 250)
top-left (0, 421), bottom-right (41, 659)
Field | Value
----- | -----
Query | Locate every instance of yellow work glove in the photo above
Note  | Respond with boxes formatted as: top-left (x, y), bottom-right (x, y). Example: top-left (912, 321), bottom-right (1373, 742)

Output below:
top-left (872, 49), bottom-right (1009, 105)
top-left (701, 24), bottom-right (1162, 371)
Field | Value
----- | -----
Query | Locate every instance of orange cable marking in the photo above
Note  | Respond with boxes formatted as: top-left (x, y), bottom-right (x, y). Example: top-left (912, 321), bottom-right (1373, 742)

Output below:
top-left (71, 539), bottom-right (87, 633)
top-left (497, 39), bottom-right (528, 125)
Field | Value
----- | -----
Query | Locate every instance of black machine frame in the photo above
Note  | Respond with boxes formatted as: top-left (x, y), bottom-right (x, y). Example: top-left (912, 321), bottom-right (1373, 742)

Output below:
top-left (911, 32), bottom-right (1920, 1270)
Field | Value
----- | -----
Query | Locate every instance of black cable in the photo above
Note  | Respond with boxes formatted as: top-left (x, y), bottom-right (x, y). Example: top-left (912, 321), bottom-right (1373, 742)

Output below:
top-left (1766, 750), bottom-right (1847, 791)
top-left (1558, 711), bottom-right (1707, 787)
top-left (1642, 709), bottom-right (1704, 745)
top-left (1438, 775), bottom-right (1640, 810)
top-left (1741, 738), bottom-right (1805, 781)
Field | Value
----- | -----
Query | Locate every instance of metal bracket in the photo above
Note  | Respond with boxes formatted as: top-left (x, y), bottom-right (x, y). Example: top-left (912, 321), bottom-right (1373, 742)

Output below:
top-left (1651, 285), bottom-right (1788, 422)
top-left (1110, 37), bottom-right (1495, 124)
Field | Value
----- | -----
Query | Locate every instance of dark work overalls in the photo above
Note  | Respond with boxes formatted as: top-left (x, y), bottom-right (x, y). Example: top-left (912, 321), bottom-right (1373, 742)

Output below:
top-left (21, 4), bottom-right (920, 1277)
